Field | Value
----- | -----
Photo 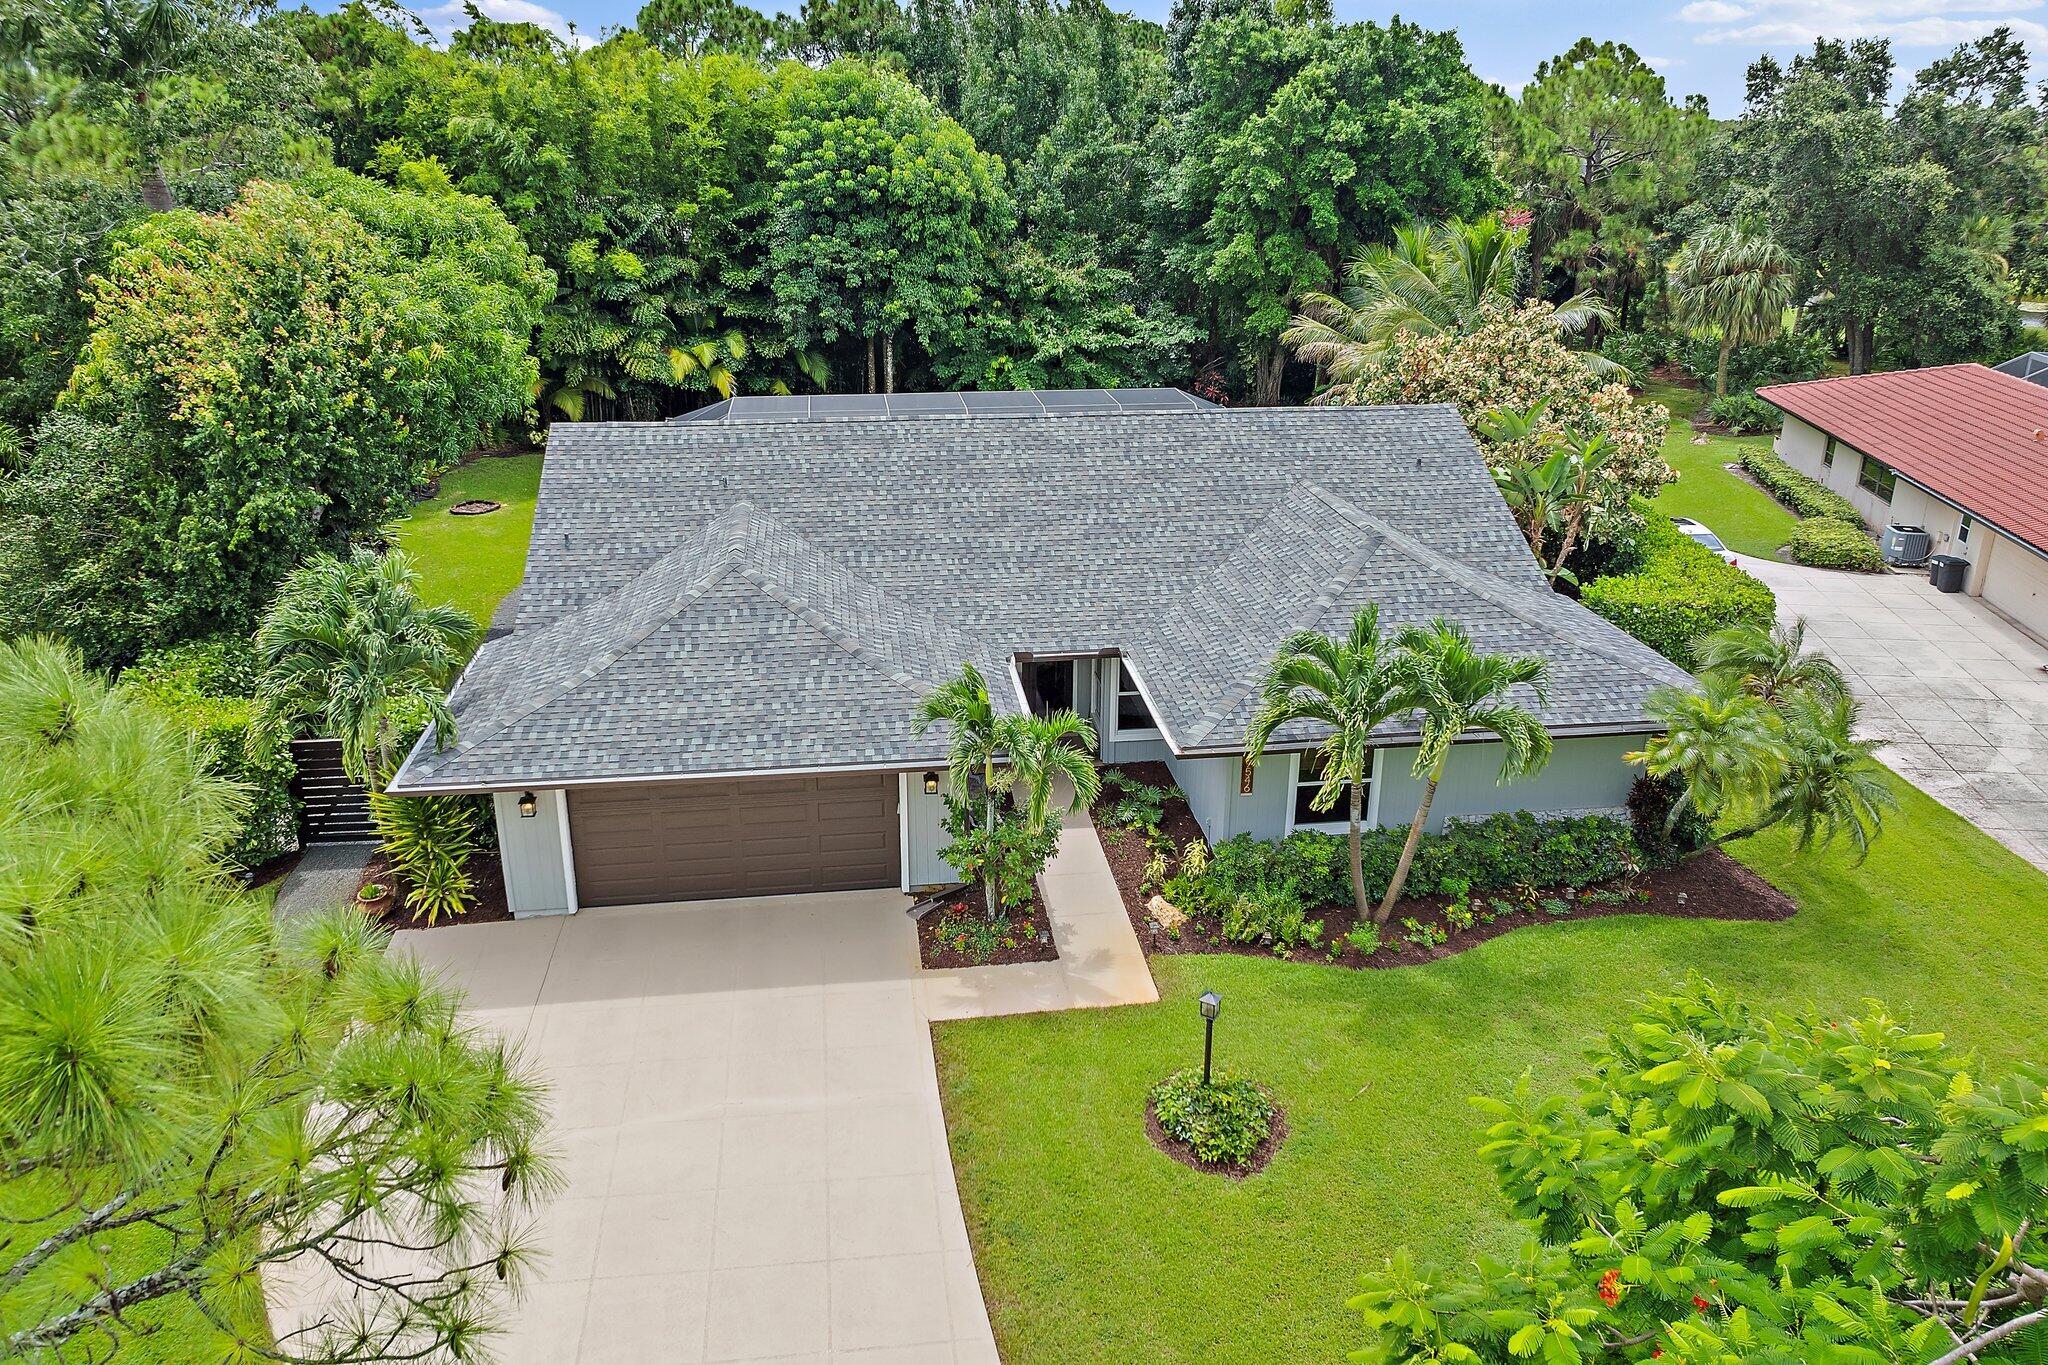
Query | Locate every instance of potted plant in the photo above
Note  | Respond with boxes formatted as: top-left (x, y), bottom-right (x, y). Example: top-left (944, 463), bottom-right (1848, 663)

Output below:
top-left (357, 880), bottom-right (392, 914)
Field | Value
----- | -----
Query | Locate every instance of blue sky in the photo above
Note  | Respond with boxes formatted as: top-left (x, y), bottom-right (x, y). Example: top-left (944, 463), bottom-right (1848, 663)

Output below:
top-left (430, 0), bottom-right (2046, 115)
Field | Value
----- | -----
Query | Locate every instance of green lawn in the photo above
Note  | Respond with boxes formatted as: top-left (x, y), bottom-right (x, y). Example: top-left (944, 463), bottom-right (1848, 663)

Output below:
top-left (933, 774), bottom-right (2048, 1363)
top-left (1638, 378), bottom-right (1798, 559)
top-left (391, 452), bottom-right (542, 632)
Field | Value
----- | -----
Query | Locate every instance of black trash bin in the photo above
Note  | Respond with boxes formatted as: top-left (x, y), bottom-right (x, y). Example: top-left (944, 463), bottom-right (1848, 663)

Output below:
top-left (1929, 554), bottom-right (1969, 593)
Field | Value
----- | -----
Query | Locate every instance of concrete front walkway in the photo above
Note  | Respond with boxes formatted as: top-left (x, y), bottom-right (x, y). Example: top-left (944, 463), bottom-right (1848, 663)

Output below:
top-left (1748, 558), bottom-right (2048, 870)
top-left (918, 803), bottom-right (1159, 1021)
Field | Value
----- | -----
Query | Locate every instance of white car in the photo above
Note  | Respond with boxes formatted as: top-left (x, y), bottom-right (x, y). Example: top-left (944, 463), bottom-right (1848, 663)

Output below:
top-left (1671, 516), bottom-right (1740, 567)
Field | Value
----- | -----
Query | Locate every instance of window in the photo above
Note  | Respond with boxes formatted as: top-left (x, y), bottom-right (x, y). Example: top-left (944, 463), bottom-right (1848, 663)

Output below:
top-left (1957, 514), bottom-right (1975, 548)
top-left (1857, 458), bottom-right (1896, 501)
top-left (1113, 659), bottom-right (1157, 734)
top-left (1822, 437), bottom-right (1836, 469)
top-left (1293, 751), bottom-right (1368, 828)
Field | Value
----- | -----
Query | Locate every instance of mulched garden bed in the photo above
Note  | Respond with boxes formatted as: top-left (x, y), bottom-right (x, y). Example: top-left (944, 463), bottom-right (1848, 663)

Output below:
top-left (356, 851), bottom-right (512, 931)
top-left (1093, 763), bottom-right (1796, 971)
top-left (448, 499), bottom-right (503, 516)
top-left (1144, 1099), bottom-right (1288, 1179)
top-left (915, 883), bottom-right (1061, 969)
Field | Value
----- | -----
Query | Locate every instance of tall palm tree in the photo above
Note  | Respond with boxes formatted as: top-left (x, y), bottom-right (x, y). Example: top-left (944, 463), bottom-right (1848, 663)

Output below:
top-left (1692, 619), bottom-right (1849, 709)
top-left (1378, 622), bottom-right (1554, 922)
top-left (994, 710), bottom-right (1101, 835)
top-left (254, 548), bottom-right (477, 787)
top-left (1285, 216), bottom-right (1614, 391)
top-left (1666, 225), bottom-right (1798, 400)
top-left (1245, 606), bottom-right (1416, 919)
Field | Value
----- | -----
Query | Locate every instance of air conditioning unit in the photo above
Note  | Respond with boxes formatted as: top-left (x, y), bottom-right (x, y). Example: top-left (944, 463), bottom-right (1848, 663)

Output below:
top-left (1882, 523), bottom-right (1932, 567)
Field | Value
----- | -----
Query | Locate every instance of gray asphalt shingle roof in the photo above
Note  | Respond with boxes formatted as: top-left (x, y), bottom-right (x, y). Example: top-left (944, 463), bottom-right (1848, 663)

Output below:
top-left (390, 398), bottom-right (1691, 792)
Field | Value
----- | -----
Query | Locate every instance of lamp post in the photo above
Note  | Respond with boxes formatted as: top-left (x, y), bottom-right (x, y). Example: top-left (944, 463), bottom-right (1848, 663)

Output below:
top-left (1198, 991), bottom-right (1221, 1087)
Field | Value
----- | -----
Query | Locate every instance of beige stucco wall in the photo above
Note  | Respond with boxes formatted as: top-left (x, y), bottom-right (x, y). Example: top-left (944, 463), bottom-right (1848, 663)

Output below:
top-left (1773, 416), bottom-right (1897, 531)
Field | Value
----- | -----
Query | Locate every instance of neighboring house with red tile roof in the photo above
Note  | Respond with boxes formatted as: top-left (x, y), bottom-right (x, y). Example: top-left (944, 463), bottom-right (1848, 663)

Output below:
top-left (1759, 364), bottom-right (2048, 641)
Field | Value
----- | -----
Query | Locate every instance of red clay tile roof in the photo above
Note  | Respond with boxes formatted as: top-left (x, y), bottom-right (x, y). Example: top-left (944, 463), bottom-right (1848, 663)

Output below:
top-left (1758, 364), bottom-right (2048, 554)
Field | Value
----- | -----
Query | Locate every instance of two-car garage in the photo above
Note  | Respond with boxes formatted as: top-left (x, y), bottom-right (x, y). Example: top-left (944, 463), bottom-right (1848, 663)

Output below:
top-left (566, 773), bottom-right (901, 908)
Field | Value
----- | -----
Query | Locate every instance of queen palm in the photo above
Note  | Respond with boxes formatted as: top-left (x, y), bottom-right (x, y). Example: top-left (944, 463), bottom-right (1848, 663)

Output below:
top-left (254, 547), bottom-right (477, 788)
top-left (1667, 225), bottom-right (1798, 400)
top-left (1245, 606), bottom-right (1415, 919)
top-left (1285, 216), bottom-right (1613, 391)
top-left (1378, 622), bottom-right (1554, 922)
top-left (1629, 674), bottom-right (1785, 836)
top-left (1692, 618), bottom-right (1849, 708)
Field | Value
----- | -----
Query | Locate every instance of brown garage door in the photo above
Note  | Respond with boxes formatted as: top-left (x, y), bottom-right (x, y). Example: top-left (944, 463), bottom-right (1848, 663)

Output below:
top-left (568, 773), bottom-right (900, 907)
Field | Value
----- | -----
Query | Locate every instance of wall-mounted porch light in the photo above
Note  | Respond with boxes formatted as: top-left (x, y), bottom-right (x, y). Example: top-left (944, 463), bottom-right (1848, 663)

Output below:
top-left (517, 791), bottom-right (538, 819)
top-left (922, 771), bottom-right (942, 796)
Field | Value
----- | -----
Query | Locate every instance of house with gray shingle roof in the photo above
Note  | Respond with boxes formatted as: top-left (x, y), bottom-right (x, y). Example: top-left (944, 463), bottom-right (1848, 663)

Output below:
top-left (387, 389), bottom-right (1690, 915)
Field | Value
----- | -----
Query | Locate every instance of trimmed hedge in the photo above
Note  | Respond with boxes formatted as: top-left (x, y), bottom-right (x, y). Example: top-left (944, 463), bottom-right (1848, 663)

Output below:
top-left (1581, 516), bottom-right (1778, 669)
top-left (1195, 811), bottom-right (1642, 913)
top-left (124, 637), bottom-right (296, 871)
top-left (1790, 515), bottom-right (1884, 571)
top-left (1740, 448), bottom-right (1863, 522)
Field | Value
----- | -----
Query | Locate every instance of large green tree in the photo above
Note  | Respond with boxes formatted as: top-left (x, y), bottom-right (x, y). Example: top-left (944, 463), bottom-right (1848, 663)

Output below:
top-left (766, 59), bottom-right (1011, 392)
top-left (1495, 39), bottom-right (1710, 330)
top-left (0, 636), bottom-right (555, 1362)
top-left (1725, 38), bottom-right (2017, 372)
top-left (1666, 224), bottom-right (1797, 399)
top-left (0, 171), bottom-right (548, 663)
top-left (1164, 8), bottom-right (1498, 403)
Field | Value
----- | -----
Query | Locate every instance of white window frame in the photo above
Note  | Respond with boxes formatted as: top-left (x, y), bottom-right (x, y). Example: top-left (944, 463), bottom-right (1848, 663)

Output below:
top-left (1107, 657), bottom-right (1161, 741)
top-left (1857, 457), bottom-right (1896, 502)
top-left (1957, 513), bottom-right (1974, 549)
top-left (1282, 749), bottom-right (1383, 835)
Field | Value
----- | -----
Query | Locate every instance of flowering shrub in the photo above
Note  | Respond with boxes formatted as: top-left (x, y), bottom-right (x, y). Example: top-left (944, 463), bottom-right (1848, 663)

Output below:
top-left (1149, 1069), bottom-right (1276, 1168)
top-left (1350, 303), bottom-right (1673, 549)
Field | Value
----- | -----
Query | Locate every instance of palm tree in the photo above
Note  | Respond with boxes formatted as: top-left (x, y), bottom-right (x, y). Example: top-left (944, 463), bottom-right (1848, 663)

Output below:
top-left (1628, 675), bottom-right (1785, 836)
top-left (1244, 606), bottom-right (1416, 919)
top-left (913, 663), bottom-right (1002, 916)
top-left (1378, 622), bottom-right (1554, 922)
top-left (1285, 216), bottom-right (1614, 390)
top-left (1666, 225), bottom-right (1798, 400)
top-left (1692, 619), bottom-right (1849, 709)
top-left (254, 548), bottom-right (477, 787)
top-left (1631, 682), bottom-right (1891, 860)
top-left (994, 710), bottom-right (1101, 835)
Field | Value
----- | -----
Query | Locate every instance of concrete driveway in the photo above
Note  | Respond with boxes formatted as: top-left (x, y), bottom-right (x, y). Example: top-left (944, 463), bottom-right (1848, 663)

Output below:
top-left (1748, 559), bottom-right (2048, 870)
top-left (392, 891), bottom-right (998, 1365)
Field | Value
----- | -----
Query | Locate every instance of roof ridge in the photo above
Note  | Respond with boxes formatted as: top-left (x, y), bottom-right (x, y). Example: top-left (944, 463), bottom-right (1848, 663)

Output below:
top-left (427, 513), bottom-right (754, 764)
top-left (1303, 485), bottom-right (1686, 688)
top-left (1175, 486), bottom-right (1387, 747)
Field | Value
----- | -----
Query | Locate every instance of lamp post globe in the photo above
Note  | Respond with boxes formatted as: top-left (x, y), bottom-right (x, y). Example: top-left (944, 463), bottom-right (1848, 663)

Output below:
top-left (1197, 991), bottom-right (1221, 1085)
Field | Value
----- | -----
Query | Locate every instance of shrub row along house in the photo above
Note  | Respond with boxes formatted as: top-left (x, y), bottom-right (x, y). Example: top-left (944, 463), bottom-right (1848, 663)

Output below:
top-left (387, 389), bottom-right (1691, 913)
top-left (1759, 363), bottom-right (2048, 638)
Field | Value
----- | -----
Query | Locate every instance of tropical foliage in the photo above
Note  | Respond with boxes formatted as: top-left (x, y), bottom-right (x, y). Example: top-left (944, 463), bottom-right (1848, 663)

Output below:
top-left (0, 637), bottom-right (555, 1362)
top-left (1245, 605), bottom-right (1413, 919)
top-left (1665, 225), bottom-right (1797, 399)
top-left (254, 548), bottom-right (477, 786)
top-left (1632, 618), bottom-right (1893, 860)
top-left (1352, 980), bottom-right (2048, 1365)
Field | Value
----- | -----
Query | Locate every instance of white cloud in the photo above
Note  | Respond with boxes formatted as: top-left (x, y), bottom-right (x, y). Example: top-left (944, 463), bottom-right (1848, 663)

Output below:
top-left (1642, 53), bottom-right (1686, 67)
top-left (418, 0), bottom-right (600, 48)
top-left (1676, 0), bottom-right (2048, 50)
top-left (1679, 2), bottom-right (1755, 22)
